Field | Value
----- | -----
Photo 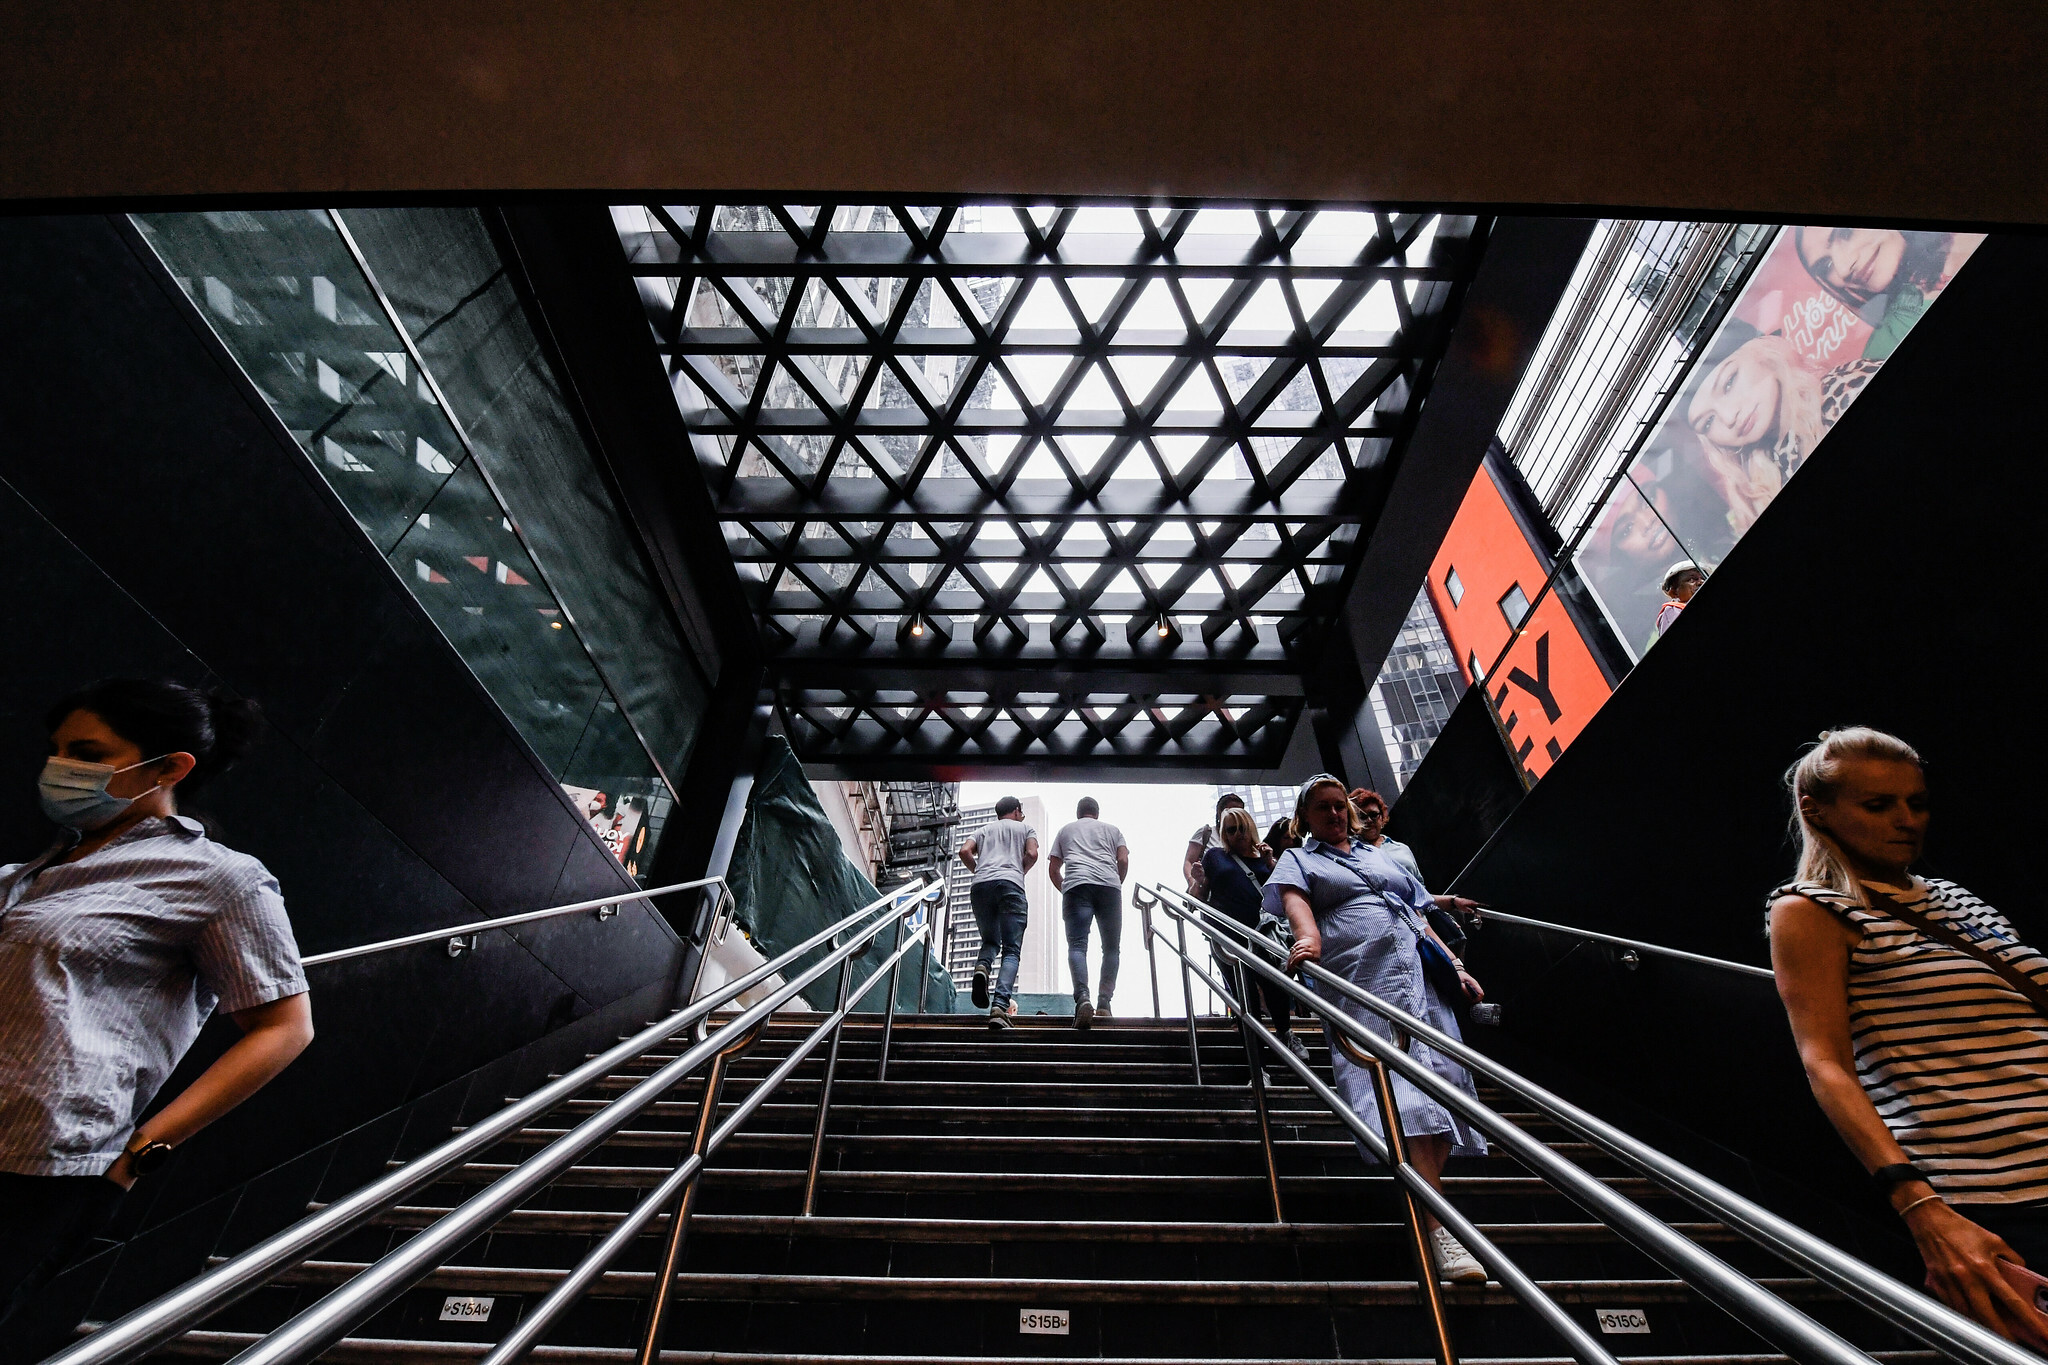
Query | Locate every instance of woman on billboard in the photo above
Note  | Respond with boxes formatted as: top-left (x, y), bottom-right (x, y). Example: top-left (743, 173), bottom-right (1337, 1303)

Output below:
top-left (1684, 323), bottom-right (1882, 536)
top-left (1793, 228), bottom-right (1982, 359)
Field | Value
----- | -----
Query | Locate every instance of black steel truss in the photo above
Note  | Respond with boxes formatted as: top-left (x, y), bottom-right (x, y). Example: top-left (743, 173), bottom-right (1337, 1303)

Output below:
top-left (615, 203), bottom-right (1484, 767)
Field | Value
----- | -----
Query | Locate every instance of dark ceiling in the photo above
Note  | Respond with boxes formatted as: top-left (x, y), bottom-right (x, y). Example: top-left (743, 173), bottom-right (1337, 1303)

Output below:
top-left (3, 5), bottom-right (2044, 224)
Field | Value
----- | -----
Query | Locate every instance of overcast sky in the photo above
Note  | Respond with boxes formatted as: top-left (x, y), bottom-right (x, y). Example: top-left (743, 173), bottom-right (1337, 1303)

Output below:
top-left (958, 780), bottom-right (1231, 1017)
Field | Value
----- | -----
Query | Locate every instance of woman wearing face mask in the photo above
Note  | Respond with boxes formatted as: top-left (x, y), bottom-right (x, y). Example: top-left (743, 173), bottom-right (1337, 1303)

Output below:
top-left (1771, 729), bottom-right (2048, 1348)
top-left (0, 679), bottom-right (313, 1351)
top-left (1265, 776), bottom-right (1488, 1284)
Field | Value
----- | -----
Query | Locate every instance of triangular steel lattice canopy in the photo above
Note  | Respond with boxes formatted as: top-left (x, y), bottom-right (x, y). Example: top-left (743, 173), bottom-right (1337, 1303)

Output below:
top-left (614, 203), bottom-right (1484, 771)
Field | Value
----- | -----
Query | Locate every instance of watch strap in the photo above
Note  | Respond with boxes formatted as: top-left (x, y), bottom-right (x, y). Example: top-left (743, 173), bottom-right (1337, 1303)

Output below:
top-left (1870, 1162), bottom-right (1924, 1190)
top-left (126, 1139), bottom-right (174, 1176)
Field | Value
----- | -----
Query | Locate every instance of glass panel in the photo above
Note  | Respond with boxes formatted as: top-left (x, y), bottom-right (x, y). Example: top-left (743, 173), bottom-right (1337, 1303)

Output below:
top-left (387, 463), bottom-right (602, 773)
top-left (1571, 478), bottom-right (1699, 659)
top-left (133, 211), bottom-right (463, 552)
top-left (134, 208), bottom-right (696, 881)
top-left (335, 208), bottom-right (712, 785)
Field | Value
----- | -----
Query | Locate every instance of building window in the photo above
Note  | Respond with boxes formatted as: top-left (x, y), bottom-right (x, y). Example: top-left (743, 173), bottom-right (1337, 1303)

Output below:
top-left (1499, 583), bottom-right (1531, 629)
top-left (1443, 565), bottom-right (1464, 607)
top-left (1469, 651), bottom-right (1484, 680)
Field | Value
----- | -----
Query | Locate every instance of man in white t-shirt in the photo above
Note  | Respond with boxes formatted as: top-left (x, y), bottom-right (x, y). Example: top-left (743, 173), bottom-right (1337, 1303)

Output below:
top-left (1047, 797), bottom-right (1129, 1030)
top-left (958, 796), bottom-right (1039, 1031)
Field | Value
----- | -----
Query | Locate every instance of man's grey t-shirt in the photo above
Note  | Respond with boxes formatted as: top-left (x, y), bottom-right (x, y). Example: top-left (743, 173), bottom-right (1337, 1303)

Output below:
top-left (1049, 818), bottom-right (1126, 889)
top-left (969, 818), bottom-right (1038, 887)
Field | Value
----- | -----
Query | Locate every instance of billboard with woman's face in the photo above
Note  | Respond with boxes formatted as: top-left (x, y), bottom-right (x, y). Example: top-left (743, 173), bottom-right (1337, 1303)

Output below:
top-left (1576, 226), bottom-right (1983, 654)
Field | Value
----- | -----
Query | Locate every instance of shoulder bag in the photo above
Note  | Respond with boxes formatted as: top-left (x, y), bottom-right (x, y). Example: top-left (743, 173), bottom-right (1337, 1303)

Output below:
top-left (1863, 885), bottom-right (2048, 1021)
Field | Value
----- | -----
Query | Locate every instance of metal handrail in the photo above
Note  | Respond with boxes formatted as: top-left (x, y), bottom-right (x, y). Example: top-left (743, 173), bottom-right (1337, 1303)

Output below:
top-left (1157, 882), bottom-right (2042, 1365)
top-left (214, 881), bottom-right (938, 1365)
top-left (808, 885), bottom-right (945, 1209)
top-left (628, 918), bottom-right (934, 1365)
top-left (476, 917), bottom-right (932, 1364)
top-left (300, 876), bottom-right (732, 967)
top-left (1145, 907), bottom-right (1614, 1365)
top-left (1473, 908), bottom-right (1774, 980)
top-left (49, 879), bottom-right (933, 1365)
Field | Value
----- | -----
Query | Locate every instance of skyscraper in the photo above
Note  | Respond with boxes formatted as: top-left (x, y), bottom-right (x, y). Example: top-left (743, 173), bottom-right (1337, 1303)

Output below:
top-left (1211, 785), bottom-right (1298, 834)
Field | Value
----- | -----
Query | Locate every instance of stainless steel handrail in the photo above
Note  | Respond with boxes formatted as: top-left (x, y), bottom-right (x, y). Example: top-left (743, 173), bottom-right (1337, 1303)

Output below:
top-left (49, 879), bottom-right (931, 1365)
top-left (300, 876), bottom-right (731, 967)
top-left (1146, 907), bottom-right (1614, 1365)
top-left (1159, 882), bottom-right (2042, 1365)
top-left (1474, 908), bottom-right (1774, 980)
top-left (1127, 886), bottom-right (1282, 1221)
top-left (512, 919), bottom-right (933, 1365)
top-left (216, 882), bottom-right (939, 1365)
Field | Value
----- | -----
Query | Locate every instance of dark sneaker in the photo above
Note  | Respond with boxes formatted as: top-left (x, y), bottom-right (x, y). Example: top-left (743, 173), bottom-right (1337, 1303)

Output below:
top-left (1075, 1001), bottom-right (1094, 1031)
top-left (1096, 1003), bottom-right (1112, 1019)
top-left (988, 1006), bottom-right (1013, 1031)
top-left (971, 970), bottom-right (989, 1009)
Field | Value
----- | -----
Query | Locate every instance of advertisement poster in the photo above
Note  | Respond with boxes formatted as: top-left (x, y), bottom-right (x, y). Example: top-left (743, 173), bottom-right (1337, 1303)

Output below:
top-left (1576, 226), bottom-right (1984, 654)
top-left (562, 783), bottom-right (648, 870)
top-left (1427, 458), bottom-right (1615, 781)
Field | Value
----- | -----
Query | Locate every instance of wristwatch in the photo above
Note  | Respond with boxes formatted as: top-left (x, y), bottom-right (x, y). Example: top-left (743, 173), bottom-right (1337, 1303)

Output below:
top-left (126, 1138), bottom-right (175, 1177)
top-left (1870, 1162), bottom-right (1923, 1192)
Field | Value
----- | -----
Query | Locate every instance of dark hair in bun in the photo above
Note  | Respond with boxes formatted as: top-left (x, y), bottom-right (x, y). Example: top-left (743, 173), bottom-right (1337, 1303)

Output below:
top-left (46, 678), bottom-right (265, 791)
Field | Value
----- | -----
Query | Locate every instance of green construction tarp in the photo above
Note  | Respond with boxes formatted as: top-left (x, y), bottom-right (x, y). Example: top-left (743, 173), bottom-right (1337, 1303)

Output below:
top-left (726, 737), bottom-right (961, 1013)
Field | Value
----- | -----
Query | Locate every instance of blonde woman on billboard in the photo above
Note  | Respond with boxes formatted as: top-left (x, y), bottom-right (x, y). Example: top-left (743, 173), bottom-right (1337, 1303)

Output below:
top-left (1685, 327), bottom-right (1882, 536)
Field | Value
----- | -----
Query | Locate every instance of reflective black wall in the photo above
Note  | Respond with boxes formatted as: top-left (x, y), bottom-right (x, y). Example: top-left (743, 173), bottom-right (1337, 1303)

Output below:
top-left (0, 215), bottom-right (692, 1323)
top-left (1442, 232), bottom-right (2047, 1247)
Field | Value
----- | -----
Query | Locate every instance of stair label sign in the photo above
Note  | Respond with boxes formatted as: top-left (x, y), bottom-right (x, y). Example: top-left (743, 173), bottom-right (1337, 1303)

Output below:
top-left (1020, 1308), bottom-right (1070, 1335)
top-left (439, 1296), bottom-right (495, 1323)
top-left (1595, 1308), bottom-right (1650, 1334)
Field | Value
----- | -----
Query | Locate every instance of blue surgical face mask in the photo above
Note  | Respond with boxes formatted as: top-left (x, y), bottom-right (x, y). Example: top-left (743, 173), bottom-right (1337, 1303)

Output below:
top-left (37, 755), bottom-right (165, 831)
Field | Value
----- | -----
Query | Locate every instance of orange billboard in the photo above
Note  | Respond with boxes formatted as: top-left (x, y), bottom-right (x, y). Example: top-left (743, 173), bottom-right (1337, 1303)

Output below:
top-left (1425, 455), bottom-right (1615, 781)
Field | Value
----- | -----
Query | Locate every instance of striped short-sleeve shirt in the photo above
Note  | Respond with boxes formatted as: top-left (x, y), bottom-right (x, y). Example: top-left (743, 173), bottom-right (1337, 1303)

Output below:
top-left (1781, 876), bottom-right (2048, 1205)
top-left (0, 815), bottom-right (307, 1177)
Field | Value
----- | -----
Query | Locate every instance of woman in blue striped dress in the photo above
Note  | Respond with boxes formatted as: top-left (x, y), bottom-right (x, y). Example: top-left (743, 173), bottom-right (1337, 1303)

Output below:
top-left (1771, 727), bottom-right (2048, 1346)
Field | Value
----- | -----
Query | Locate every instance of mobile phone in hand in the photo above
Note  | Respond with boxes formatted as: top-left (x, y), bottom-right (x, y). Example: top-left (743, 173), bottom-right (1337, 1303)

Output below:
top-left (1996, 1260), bottom-right (2048, 1346)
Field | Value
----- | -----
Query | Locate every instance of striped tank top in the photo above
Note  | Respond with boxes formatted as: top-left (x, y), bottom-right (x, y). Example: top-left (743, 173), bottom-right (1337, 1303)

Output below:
top-left (1779, 877), bottom-right (2048, 1204)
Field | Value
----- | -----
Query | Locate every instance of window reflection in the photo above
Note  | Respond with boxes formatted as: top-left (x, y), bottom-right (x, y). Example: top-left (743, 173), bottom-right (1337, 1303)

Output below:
top-left (133, 210), bottom-right (676, 879)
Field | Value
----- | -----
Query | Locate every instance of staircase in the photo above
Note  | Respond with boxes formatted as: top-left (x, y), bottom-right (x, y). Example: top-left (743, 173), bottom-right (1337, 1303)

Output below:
top-left (152, 1014), bottom-right (1933, 1364)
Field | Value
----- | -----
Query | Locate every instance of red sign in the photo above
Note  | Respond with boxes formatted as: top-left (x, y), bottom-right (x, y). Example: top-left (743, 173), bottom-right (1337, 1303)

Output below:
top-left (1427, 462), bottom-right (1613, 781)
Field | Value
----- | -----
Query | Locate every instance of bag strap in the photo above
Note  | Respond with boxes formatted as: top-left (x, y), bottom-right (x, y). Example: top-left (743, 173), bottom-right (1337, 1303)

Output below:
top-left (1863, 884), bottom-right (2048, 1020)
top-left (1230, 853), bottom-right (1265, 885)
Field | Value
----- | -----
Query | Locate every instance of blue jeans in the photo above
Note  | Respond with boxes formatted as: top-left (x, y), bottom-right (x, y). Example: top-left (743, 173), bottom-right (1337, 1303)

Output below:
top-left (971, 880), bottom-right (1029, 1010)
top-left (1061, 883), bottom-right (1122, 1007)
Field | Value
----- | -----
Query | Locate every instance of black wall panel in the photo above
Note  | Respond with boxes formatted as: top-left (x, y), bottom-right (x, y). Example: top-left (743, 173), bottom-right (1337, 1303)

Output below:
top-left (1384, 687), bottom-right (1526, 887)
top-left (1446, 232), bottom-right (2047, 1225)
top-left (0, 213), bottom-right (685, 1283)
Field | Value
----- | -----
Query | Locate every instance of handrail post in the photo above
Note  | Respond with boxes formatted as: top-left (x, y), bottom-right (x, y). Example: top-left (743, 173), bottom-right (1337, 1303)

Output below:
top-left (681, 884), bottom-right (734, 1008)
top-left (915, 901), bottom-right (934, 1015)
top-left (636, 1020), bottom-right (758, 1365)
top-left (1174, 910), bottom-right (1203, 1085)
top-left (1142, 895), bottom-right (1162, 1018)
top-left (1235, 962), bottom-right (1286, 1224)
top-left (1345, 1025), bottom-right (1458, 1365)
top-left (878, 909), bottom-right (907, 1081)
top-left (802, 955), bottom-right (856, 1216)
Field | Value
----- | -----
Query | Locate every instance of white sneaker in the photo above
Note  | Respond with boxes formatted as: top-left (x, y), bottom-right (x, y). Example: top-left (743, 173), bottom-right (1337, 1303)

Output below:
top-left (1431, 1226), bottom-right (1485, 1284)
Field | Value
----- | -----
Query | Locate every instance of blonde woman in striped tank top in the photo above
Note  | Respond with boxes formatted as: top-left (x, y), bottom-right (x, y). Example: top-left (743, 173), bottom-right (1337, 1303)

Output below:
top-left (1770, 727), bottom-right (2048, 1346)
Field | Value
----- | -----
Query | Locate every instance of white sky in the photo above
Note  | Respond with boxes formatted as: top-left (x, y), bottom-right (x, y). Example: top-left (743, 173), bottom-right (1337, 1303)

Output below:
top-left (958, 780), bottom-right (1232, 1017)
